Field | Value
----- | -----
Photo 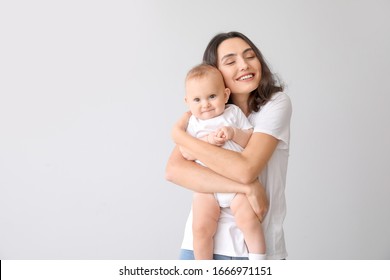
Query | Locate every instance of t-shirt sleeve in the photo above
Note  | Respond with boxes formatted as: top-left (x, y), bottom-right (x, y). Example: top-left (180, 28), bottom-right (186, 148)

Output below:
top-left (252, 92), bottom-right (292, 149)
top-left (231, 105), bottom-right (253, 130)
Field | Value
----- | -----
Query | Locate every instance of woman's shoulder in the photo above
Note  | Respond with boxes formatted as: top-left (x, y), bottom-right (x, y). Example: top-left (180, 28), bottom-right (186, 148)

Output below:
top-left (249, 92), bottom-right (292, 123)
top-left (258, 92), bottom-right (292, 113)
top-left (249, 92), bottom-right (292, 140)
top-left (269, 91), bottom-right (291, 105)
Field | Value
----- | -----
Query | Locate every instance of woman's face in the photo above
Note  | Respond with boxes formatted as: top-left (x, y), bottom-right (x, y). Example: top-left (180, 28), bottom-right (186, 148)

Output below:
top-left (217, 38), bottom-right (261, 96)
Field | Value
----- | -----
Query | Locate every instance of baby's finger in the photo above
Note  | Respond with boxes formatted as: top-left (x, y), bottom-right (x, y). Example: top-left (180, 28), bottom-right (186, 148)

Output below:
top-left (215, 137), bottom-right (226, 144)
top-left (215, 130), bottom-right (223, 138)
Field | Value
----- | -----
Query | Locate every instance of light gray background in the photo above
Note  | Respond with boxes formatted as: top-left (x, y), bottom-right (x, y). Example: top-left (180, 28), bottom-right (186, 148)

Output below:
top-left (1, 0), bottom-right (389, 260)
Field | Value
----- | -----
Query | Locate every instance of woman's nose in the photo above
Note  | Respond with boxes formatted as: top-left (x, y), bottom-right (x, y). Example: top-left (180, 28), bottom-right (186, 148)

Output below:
top-left (238, 58), bottom-right (249, 71)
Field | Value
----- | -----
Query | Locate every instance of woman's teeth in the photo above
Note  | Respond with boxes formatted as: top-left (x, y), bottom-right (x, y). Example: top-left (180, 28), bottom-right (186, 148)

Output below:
top-left (238, 74), bottom-right (253, 81)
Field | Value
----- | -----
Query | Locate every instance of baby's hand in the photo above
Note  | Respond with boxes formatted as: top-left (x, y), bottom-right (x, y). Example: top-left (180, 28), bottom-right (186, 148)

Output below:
top-left (207, 131), bottom-right (226, 146)
top-left (207, 127), bottom-right (233, 146)
top-left (216, 126), bottom-right (235, 141)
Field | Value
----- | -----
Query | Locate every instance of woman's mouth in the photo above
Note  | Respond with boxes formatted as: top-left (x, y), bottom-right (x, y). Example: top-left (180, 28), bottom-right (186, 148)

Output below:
top-left (237, 73), bottom-right (254, 81)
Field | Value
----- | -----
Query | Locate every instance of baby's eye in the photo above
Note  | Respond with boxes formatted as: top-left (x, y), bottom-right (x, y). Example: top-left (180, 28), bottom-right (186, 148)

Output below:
top-left (193, 98), bottom-right (200, 102)
top-left (209, 94), bottom-right (217, 99)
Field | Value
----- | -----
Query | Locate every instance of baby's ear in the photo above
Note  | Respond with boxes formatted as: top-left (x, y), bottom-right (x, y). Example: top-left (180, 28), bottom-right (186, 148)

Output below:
top-left (224, 88), bottom-right (231, 103)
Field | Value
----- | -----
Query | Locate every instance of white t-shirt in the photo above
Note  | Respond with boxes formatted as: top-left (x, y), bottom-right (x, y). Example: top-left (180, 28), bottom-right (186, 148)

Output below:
top-left (181, 92), bottom-right (292, 260)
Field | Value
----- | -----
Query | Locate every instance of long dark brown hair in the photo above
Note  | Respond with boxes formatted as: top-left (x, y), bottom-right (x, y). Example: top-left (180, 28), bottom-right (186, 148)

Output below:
top-left (203, 31), bottom-right (284, 112)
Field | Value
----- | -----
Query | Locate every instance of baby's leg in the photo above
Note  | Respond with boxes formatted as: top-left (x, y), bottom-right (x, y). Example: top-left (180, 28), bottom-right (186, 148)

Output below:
top-left (192, 192), bottom-right (220, 260)
top-left (230, 193), bottom-right (266, 258)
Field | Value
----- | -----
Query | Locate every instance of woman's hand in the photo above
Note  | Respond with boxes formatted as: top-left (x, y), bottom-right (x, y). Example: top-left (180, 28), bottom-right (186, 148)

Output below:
top-left (246, 179), bottom-right (269, 222)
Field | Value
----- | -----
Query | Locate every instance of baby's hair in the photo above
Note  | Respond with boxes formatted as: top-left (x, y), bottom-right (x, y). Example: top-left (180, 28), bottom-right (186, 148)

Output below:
top-left (185, 63), bottom-right (224, 84)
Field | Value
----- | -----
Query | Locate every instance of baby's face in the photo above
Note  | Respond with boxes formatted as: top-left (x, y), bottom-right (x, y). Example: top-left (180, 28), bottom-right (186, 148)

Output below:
top-left (185, 73), bottom-right (230, 120)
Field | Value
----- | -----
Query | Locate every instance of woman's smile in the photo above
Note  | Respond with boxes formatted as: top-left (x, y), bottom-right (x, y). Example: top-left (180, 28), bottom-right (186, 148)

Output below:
top-left (237, 73), bottom-right (255, 81)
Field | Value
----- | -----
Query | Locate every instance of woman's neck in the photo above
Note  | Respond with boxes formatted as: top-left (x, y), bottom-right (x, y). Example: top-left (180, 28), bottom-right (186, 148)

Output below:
top-left (231, 95), bottom-right (250, 116)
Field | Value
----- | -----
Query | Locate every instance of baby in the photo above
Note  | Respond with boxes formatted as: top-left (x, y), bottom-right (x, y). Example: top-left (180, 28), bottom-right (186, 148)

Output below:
top-left (182, 63), bottom-right (266, 260)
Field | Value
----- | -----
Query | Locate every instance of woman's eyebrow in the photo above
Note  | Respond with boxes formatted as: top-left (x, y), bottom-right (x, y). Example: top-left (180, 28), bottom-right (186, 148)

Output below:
top-left (243, 47), bottom-right (254, 54)
top-left (220, 53), bottom-right (236, 63)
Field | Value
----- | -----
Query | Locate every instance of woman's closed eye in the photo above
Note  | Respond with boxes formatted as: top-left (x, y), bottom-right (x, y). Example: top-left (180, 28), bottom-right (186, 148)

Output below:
top-left (224, 60), bottom-right (235, 65)
top-left (245, 55), bottom-right (256, 60)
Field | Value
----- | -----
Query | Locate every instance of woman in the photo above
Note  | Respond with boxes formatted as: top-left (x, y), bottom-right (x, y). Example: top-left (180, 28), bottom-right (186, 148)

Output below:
top-left (166, 31), bottom-right (292, 260)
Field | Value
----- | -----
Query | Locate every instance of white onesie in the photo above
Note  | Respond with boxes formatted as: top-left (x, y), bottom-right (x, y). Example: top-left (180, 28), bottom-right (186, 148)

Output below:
top-left (186, 104), bottom-right (253, 207)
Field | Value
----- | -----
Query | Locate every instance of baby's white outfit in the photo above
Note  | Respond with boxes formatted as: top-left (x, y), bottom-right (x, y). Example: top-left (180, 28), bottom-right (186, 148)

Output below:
top-left (186, 104), bottom-right (253, 207)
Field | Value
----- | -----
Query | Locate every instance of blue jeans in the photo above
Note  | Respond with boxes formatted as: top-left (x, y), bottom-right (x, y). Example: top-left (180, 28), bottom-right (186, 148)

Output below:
top-left (179, 249), bottom-right (248, 260)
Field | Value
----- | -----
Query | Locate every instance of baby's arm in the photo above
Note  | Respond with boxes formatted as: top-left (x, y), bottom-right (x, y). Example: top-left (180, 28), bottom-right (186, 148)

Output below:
top-left (231, 127), bottom-right (253, 148)
top-left (213, 127), bottom-right (253, 148)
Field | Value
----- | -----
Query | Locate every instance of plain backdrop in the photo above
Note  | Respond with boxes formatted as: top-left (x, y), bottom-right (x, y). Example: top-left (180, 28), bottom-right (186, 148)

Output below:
top-left (1, 0), bottom-right (389, 260)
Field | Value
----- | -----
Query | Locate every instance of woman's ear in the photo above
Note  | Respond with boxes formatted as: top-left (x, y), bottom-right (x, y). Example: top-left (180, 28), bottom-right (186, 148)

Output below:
top-left (224, 88), bottom-right (231, 103)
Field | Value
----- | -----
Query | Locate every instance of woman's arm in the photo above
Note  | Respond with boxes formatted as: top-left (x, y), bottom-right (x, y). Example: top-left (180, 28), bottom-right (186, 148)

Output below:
top-left (166, 145), bottom-right (250, 194)
top-left (172, 117), bottom-right (278, 184)
top-left (165, 145), bottom-right (269, 219)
